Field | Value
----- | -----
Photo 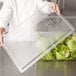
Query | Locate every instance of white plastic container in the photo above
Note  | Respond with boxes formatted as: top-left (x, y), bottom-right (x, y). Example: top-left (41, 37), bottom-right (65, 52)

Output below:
top-left (2, 10), bottom-right (75, 73)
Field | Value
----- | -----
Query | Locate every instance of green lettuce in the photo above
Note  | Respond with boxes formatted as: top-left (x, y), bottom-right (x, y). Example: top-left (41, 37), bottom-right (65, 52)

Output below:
top-left (40, 34), bottom-right (76, 60)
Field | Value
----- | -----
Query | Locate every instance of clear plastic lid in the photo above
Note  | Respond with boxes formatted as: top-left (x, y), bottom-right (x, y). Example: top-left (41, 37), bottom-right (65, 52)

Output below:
top-left (3, 10), bottom-right (75, 73)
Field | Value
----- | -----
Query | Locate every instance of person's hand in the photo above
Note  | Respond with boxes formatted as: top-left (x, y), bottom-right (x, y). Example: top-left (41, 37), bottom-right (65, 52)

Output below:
top-left (50, 2), bottom-right (60, 14)
top-left (0, 28), bottom-right (5, 46)
top-left (0, 33), bottom-right (3, 46)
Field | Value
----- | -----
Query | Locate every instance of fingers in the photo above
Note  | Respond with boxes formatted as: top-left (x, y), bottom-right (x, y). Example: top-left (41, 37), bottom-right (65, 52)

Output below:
top-left (0, 34), bottom-right (3, 46)
top-left (55, 4), bottom-right (60, 14)
top-left (51, 3), bottom-right (60, 14)
top-left (0, 28), bottom-right (5, 46)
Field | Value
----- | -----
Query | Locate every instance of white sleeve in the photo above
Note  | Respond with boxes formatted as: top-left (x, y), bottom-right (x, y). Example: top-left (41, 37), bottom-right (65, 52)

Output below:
top-left (37, 0), bottom-right (53, 14)
top-left (0, 0), bottom-right (13, 33)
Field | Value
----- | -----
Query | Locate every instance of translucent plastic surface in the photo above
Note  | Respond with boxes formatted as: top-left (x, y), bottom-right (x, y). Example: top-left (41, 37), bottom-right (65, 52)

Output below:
top-left (3, 10), bottom-right (75, 73)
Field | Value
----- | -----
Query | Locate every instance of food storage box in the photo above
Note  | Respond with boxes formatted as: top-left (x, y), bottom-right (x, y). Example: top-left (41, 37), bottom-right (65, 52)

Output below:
top-left (2, 9), bottom-right (75, 73)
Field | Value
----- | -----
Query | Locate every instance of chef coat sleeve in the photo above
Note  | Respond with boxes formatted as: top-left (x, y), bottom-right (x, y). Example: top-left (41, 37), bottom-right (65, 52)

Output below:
top-left (37, 0), bottom-right (53, 14)
top-left (0, 0), bottom-right (13, 33)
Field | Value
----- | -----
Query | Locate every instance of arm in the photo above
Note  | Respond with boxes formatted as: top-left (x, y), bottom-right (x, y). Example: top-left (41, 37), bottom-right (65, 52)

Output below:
top-left (0, 0), bottom-right (13, 46)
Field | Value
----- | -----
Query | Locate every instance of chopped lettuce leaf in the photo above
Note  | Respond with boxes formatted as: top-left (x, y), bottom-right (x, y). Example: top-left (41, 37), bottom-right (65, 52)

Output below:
top-left (56, 52), bottom-right (65, 60)
top-left (67, 40), bottom-right (76, 50)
